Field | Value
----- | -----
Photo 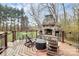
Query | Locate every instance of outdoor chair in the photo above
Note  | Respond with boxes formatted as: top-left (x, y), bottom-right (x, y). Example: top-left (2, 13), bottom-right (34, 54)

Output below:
top-left (24, 35), bottom-right (35, 48)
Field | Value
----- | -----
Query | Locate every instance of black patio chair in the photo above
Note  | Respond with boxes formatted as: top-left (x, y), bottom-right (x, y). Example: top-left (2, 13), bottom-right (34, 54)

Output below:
top-left (24, 35), bottom-right (35, 48)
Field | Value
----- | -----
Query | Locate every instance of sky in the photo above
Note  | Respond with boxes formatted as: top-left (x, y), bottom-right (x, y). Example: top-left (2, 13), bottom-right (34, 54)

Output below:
top-left (0, 3), bottom-right (76, 25)
top-left (2, 3), bottom-right (73, 14)
top-left (1, 3), bottom-right (73, 15)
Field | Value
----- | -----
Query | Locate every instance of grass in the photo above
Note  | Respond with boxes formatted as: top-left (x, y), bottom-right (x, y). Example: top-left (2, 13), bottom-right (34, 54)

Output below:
top-left (7, 32), bottom-right (13, 42)
top-left (7, 31), bottom-right (37, 42)
top-left (0, 39), bottom-right (4, 47)
top-left (16, 32), bottom-right (27, 40)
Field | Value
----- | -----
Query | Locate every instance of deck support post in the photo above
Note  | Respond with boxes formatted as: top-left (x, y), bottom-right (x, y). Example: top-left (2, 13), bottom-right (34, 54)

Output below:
top-left (61, 31), bottom-right (64, 43)
top-left (12, 31), bottom-right (16, 42)
top-left (4, 32), bottom-right (8, 49)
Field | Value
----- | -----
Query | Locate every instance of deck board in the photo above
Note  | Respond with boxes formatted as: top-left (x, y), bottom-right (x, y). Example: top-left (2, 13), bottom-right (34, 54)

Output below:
top-left (0, 40), bottom-right (79, 56)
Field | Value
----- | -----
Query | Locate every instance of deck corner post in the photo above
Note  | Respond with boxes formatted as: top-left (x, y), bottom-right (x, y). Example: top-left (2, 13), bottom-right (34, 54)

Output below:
top-left (61, 31), bottom-right (65, 43)
top-left (12, 31), bottom-right (16, 42)
top-left (4, 32), bottom-right (8, 49)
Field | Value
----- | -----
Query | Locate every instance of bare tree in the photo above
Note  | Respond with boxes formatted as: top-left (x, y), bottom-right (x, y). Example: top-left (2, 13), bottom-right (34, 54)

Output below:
top-left (46, 3), bottom-right (58, 23)
top-left (28, 4), bottom-right (42, 29)
top-left (62, 3), bottom-right (67, 23)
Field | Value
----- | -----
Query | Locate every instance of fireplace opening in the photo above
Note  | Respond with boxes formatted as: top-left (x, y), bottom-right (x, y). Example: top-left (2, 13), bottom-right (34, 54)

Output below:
top-left (44, 29), bottom-right (52, 35)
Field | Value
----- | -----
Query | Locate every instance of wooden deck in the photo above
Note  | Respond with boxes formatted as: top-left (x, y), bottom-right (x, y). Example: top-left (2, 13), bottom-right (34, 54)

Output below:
top-left (0, 39), bottom-right (79, 56)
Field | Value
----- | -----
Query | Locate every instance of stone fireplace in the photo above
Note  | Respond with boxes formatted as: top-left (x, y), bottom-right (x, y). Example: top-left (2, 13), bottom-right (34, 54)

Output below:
top-left (41, 15), bottom-right (61, 55)
top-left (41, 15), bottom-right (61, 39)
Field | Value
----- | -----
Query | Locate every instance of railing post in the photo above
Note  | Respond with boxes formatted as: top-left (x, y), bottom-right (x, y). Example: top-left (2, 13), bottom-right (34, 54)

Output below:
top-left (12, 31), bottom-right (16, 42)
top-left (4, 32), bottom-right (8, 49)
top-left (36, 30), bottom-right (38, 38)
top-left (61, 31), bottom-right (64, 43)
